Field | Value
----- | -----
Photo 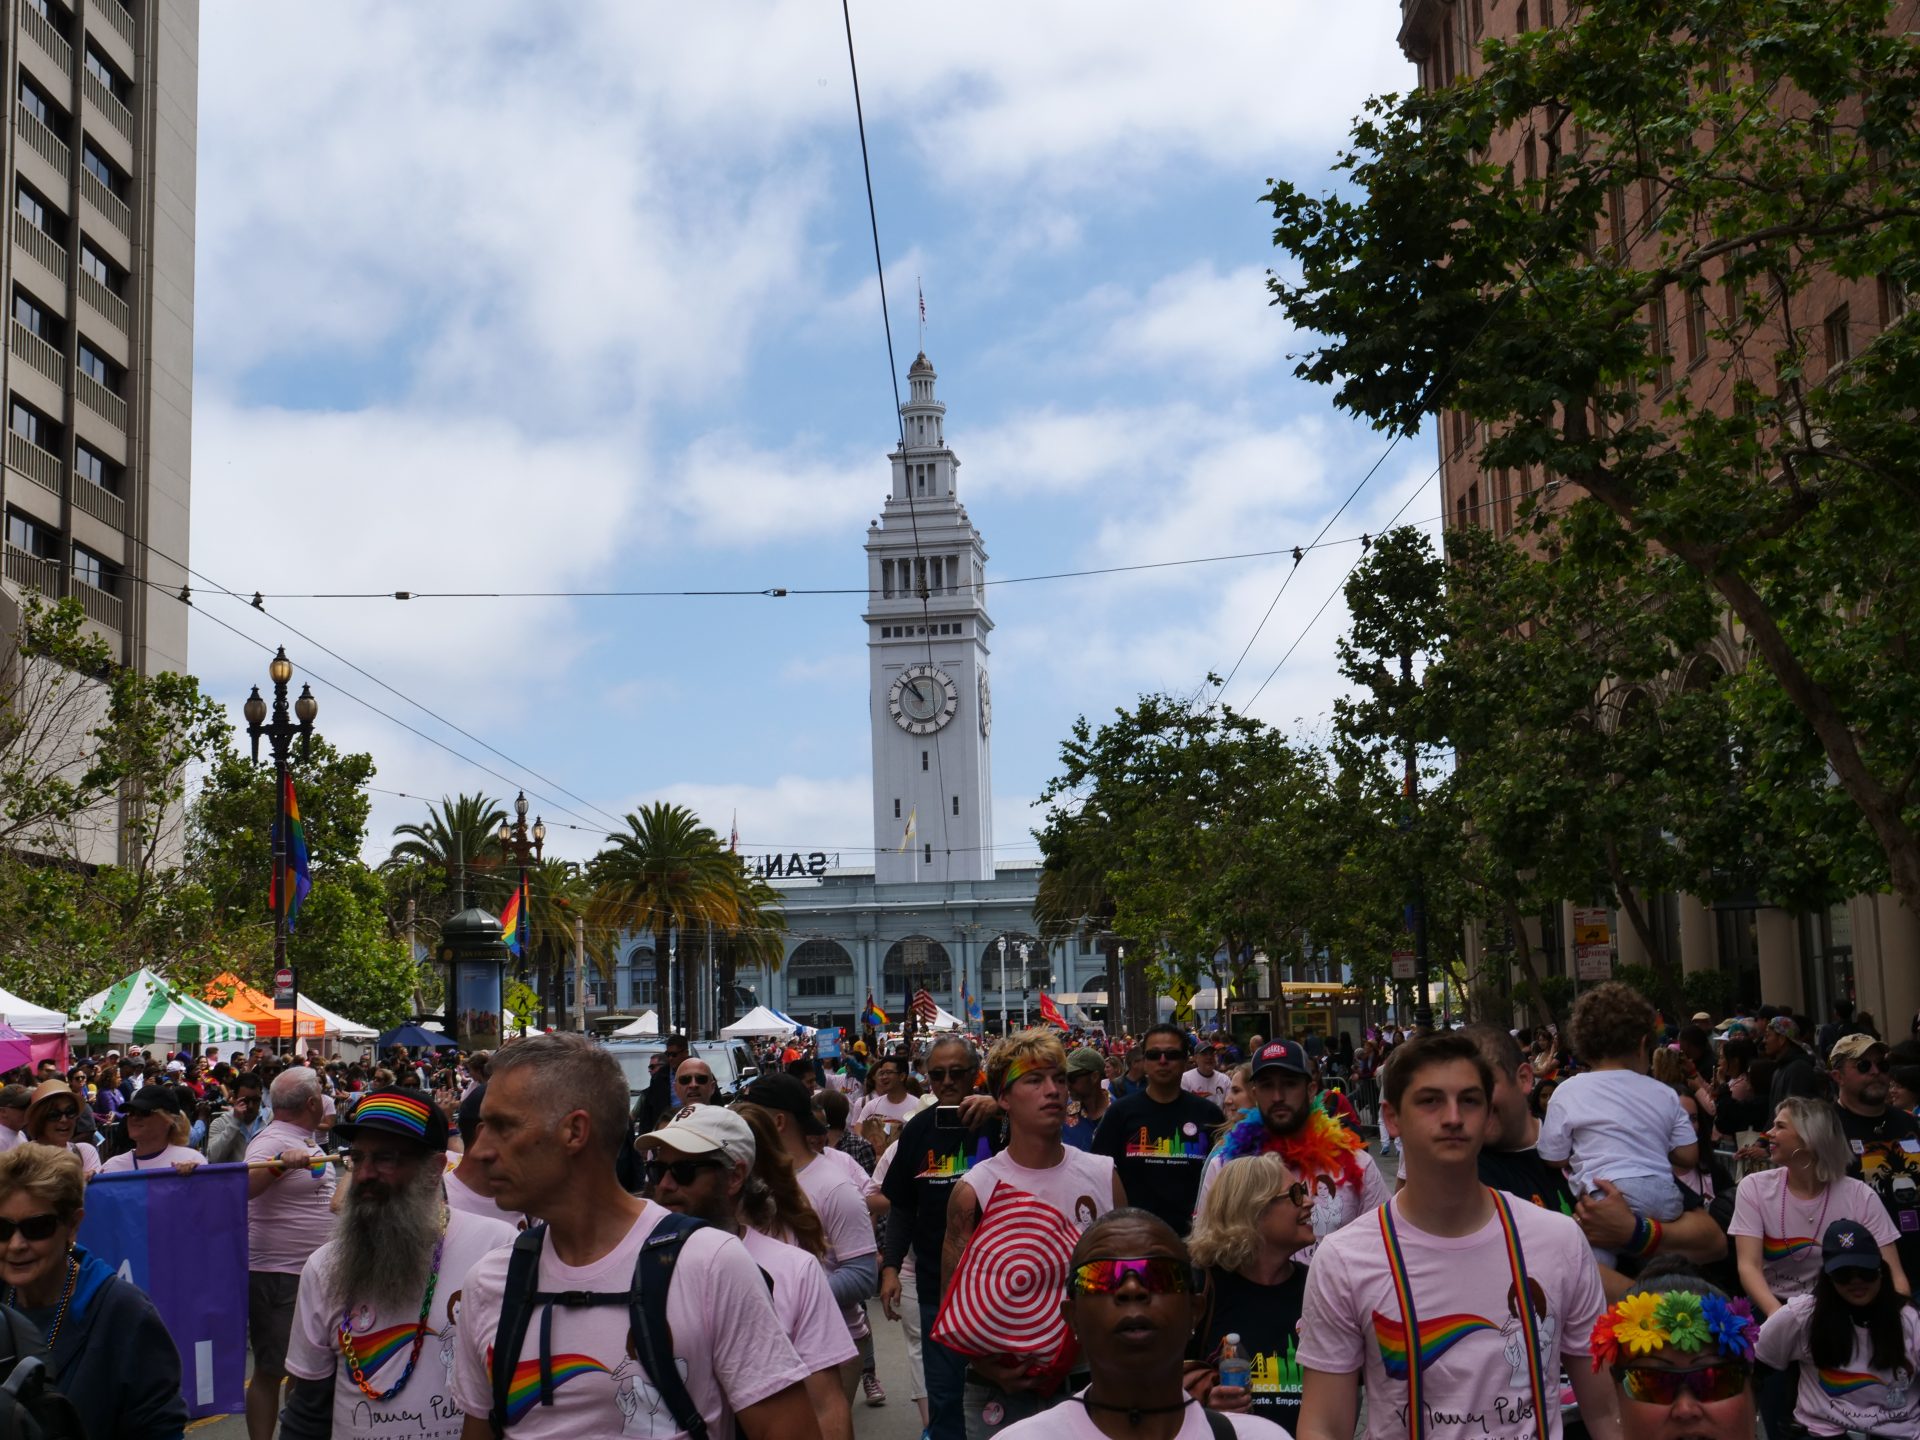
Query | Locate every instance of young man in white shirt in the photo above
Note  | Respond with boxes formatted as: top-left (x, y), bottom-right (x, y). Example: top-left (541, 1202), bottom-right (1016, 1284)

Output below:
top-left (1179, 1043), bottom-right (1234, 1110)
top-left (1295, 1032), bottom-right (1621, 1440)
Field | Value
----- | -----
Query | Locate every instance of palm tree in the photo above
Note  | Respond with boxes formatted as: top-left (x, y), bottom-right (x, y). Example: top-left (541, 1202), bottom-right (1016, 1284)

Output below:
top-left (516, 856), bottom-right (602, 1029)
top-left (588, 803), bottom-right (736, 1035)
top-left (383, 792), bottom-right (509, 903)
top-left (709, 867), bottom-right (787, 1028)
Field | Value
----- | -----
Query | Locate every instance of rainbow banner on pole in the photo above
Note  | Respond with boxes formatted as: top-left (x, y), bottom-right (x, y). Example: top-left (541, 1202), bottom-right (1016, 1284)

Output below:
top-left (499, 881), bottom-right (523, 955)
top-left (267, 774), bottom-right (312, 930)
top-left (863, 990), bottom-right (889, 1027)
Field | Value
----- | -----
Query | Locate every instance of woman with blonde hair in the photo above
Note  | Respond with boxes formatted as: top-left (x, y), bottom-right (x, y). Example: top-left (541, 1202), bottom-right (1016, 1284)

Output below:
top-left (23, 1079), bottom-right (99, 1177)
top-left (733, 1101), bottom-right (828, 1258)
top-left (0, 1144), bottom-right (185, 1436)
top-left (1183, 1151), bottom-right (1315, 1433)
top-left (99, 1086), bottom-right (205, 1174)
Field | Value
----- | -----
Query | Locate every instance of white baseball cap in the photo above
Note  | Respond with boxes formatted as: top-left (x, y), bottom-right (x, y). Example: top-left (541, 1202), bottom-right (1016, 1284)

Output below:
top-left (164, 1060), bottom-right (186, 1074)
top-left (637, 1104), bottom-right (755, 1170)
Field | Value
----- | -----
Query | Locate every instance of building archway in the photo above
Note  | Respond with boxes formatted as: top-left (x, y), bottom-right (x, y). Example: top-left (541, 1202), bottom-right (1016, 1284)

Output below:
top-left (882, 936), bottom-right (952, 1000)
top-left (985, 931), bottom-right (1050, 990)
top-left (624, 946), bottom-right (657, 1009)
top-left (787, 938), bottom-right (855, 1004)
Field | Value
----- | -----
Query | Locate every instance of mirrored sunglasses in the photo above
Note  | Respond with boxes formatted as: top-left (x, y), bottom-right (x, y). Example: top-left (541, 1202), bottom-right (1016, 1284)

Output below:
top-left (1617, 1362), bottom-right (1750, 1405)
top-left (1068, 1256), bottom-right (1199, 1296)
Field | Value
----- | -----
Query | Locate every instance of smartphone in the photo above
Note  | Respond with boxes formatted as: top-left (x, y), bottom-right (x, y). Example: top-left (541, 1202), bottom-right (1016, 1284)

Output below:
top-left (935, 1105), bottom-right (962, 1131)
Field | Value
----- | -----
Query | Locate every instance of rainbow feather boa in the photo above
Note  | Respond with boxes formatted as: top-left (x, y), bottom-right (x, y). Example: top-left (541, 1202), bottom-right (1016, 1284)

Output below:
top-left (1218, 1097), bottom-right (1365, 1190)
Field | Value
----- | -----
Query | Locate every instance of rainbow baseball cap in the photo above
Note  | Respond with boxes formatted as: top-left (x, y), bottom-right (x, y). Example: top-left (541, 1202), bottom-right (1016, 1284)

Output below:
top-left (335, 1086), bottom-right (449, 1151)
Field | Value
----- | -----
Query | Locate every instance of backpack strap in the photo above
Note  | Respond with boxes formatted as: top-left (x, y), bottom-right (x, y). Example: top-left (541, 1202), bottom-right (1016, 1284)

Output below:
top-left (1202, 1408), bottom-right (1236, 1439)
top-left (489, 1224), bottom-right (549, 1437)
top-left (629, 1211), bottom-right (708, 1440)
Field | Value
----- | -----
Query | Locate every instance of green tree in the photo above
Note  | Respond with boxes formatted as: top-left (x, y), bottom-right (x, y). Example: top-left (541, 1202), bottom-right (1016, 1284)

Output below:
top-left (1264, 0), bottom-right (1920, 912)
top-left (381, 792), bottom-right (510, 921)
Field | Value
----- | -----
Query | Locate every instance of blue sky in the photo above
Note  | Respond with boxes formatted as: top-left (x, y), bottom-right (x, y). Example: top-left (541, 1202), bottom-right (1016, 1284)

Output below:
top-left (186, 2), bottom-right (1439, 867)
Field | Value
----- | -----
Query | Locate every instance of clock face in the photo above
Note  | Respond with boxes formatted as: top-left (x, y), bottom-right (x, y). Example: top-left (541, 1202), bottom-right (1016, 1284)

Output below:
top-left (889, 664), bottom-right (958, 735)
top-left (978, 668), bottom-right (992, 737)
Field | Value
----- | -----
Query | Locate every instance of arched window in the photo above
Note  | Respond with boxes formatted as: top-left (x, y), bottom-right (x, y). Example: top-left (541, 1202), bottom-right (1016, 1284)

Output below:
top-left (984, 932), bottom-right (1050, 990)
top-left (882, 936), bottom-right (952, 999)
top-left (626, 946), bottom-right (657, 1007)
top-left (788, 938), bottom-right (855, 999)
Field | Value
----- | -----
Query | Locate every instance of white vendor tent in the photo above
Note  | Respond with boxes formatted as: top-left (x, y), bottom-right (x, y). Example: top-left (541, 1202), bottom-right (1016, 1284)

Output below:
top-left (721, 1005), bottom-right (800, 1039)
top-left (296, 994), bottom-right (377, 1039)
top-left (926, 1004), bottom-right (966, 1031)
top-left (0, 986), bottom-right (68, 1034)
top-left (767, 1008), bottom-right (818, 1037)
top-left (610, 1010), bottom-right (660, 1037)
top-left (74, 969), bottom-right (256, 1048)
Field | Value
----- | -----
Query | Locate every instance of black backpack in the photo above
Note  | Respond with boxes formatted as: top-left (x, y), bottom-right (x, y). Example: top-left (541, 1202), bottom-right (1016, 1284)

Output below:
top-left (488, 1212), bottom-right (707, 1439)
top-left (0, 1309), bottom-right (86, 1440)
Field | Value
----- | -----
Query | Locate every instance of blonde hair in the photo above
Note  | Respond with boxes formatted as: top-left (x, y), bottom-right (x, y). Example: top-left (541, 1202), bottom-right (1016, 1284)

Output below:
top-left (1776, 1097), bottom-right (1853, 1186)
top-left (986, 1028), bottom-right (1067, 1097)
top-left (0, 1144), bottom-right (84, 1222)
top-left (732, 1103), bottom-right (828, 1258)
top-left (1212, 1062), bottom-right (1254, 1144)
top-left (1650, 1048), bottom-right (1687, 1090)
top-left (1188, 1154), bottom-right (1299, 1273)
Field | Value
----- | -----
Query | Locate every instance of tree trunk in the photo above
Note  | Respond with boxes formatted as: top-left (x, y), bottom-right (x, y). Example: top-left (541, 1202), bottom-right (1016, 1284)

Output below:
top-left (1501, 896), bottom-right (1559, 1030)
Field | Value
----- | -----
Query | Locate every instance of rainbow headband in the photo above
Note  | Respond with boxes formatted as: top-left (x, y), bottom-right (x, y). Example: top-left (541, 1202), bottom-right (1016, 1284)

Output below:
top-left (1589, 1291), bottom-right (1756, 1372)
top-left (996, 1055), bottom-right (1060, 1095)
top-left (350, 1093), bottom-right (434, 1138)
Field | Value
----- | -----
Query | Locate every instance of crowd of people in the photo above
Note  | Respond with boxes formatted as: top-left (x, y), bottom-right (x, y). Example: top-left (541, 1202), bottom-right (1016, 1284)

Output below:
top-left (0, 990), bottom-right (1913, 1438)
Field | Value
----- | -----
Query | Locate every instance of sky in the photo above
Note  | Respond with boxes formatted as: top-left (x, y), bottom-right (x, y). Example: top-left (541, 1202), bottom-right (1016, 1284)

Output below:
top-left (186, 2), bottom-right (1440, 870)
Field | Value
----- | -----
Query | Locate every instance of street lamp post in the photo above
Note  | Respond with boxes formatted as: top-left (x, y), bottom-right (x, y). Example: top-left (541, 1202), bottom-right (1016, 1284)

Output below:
top-left (496, 791), bottom-right (545, 1021)
top-left (1018, 940), bottom-right (1030, 1027)
top-left (243, 647), bottom-right (317, 1041)
top-left (996, 937), bottom-right (1007, 1037)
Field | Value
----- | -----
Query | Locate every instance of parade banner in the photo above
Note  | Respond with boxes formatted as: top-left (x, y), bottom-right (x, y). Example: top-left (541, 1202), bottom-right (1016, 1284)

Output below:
top-left (78, 1163), bottom-right (252, 1418)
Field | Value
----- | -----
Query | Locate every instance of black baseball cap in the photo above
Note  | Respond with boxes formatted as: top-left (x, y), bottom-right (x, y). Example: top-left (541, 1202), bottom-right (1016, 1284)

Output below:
top-left (125, 1086), bottom-right (185, 1117)
top-left (743, 1073), bottom-right (827, 1136)
top-left (335, 1086), bottom-right (451, 1152)
top-left (1821, 1218), bottom-right (1881, 1274)
top-left (1249, 1039), bottom-right (1311, 1079)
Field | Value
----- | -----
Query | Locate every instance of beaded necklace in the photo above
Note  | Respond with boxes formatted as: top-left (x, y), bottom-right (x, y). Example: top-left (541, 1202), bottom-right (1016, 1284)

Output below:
top-left (3, 1253), bottom-right (78, 1347)
top-left (336, 1212), bottom-right (449, 1403)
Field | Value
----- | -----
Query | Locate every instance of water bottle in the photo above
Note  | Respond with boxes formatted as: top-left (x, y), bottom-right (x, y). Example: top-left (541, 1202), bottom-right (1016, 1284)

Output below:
top-left (1218, 1333), bottom-right (1251, 1391)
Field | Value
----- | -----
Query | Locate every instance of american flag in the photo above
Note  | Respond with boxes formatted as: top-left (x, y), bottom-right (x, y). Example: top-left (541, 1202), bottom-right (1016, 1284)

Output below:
top-left (918, 283), bottom-right (926, 325)
top-left (912, 987), bottom-right (938, 1023)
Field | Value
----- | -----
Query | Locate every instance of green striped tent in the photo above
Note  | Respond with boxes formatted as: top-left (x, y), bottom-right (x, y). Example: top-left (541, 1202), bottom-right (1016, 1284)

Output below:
top-left (76, 968), bottom-right (256, 1047)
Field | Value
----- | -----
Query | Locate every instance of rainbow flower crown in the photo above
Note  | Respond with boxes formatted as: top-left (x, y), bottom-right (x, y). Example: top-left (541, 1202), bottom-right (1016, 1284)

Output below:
top-left (1589, 1291), bottom-right (1757, 1371)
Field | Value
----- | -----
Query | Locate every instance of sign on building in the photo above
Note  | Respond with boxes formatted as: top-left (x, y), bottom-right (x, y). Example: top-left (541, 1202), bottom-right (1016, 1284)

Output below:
top-left (1573, 907), bottom-right (1614, 981)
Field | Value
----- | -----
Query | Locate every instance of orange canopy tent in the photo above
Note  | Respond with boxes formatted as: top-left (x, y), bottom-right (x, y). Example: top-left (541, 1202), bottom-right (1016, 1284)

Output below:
top-left (204, 973), bottom-right (326, 1040)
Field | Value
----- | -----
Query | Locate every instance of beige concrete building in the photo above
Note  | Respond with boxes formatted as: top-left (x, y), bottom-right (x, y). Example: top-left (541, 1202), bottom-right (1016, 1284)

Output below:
top-left (1398, 0), bottom-right (1920, 1031)
top-left (0, 0), bottom-right (196, 866)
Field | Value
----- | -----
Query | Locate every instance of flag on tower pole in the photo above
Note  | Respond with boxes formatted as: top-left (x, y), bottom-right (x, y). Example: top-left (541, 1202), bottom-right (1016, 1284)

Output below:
top-left (729, 810), bottom-right (739, 854)
top-left (898, 807), bottom-right (917, 853)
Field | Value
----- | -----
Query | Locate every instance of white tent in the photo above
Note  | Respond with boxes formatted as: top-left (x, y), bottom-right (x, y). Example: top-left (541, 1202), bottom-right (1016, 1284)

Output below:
top-left (926, 1004), bottom-right (966, 1032)
top-left (721, 1005), bottom-right (799, 1039)
top-left (296, 993), bottom-right (376, 1039)
top-left (610, 1010), bottom-right (660, 1037)
top-left (73, 969), bottom-right (256, 1047)
top-left (767, 1008), bottom-right (817, 1037)
top-left (0, 986), bottom-right (68, 1034)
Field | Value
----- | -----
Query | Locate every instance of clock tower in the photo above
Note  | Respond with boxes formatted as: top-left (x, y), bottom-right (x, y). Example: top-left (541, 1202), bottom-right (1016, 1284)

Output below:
top-left (865, 354), bottom-right (994, 884)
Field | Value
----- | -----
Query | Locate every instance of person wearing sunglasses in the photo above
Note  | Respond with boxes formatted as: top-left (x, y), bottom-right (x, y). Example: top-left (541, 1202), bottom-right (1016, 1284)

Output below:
top-left (1829, 1032), bottom-right (1920, 1298)
top-left (1185, 1153), bottom-right (1316, 1433)
top-left (1592, 1269), bottom-right (1758, 1440)
top-left (98, 1085), bottom-right (205, 1174)
top-left (994, 1207), bottom-right (1287, 1440)
top-left (22, 1078), bottom-right (99, 1178)
top-left (1296, 1031), bottom-right (1621, 1440)
top-left (0, 1142), bottom-right (187, 1438)
top-left (643, 1103), bottom-right (856, 1440)
top-left (1092, 1025), bottom-right (1224, 1240)
top-left (1754, 1217), bottom-right (1920, 1438)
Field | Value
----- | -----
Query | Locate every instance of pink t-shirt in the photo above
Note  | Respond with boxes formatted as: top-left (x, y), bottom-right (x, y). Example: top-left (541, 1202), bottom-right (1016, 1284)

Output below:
top-left (794, 1153), bottom-right (878, 1341)
top-left (1297, 1193), bottom-right (1604, 1440)
top-left (285, 1206), bottom-right (517, 1440)
top-left (99, 1144), bottom-right (205, 1174)
top-left (1755, 1292), bottom-right (1920, 1437)
top-left (960, 1144), bottom-right (1118, 1234)
top-left (445, 1167), bottom-right (526, 1231)
top-left (813, 1140), bottom-right (877, 1198)
top-left (245, 1119), bottom-right (337, 1274)
top-left (738, 1225), bottom-right (858, 1374)
top-left (449, 1202), bottom-right (808, 1438)
top-left (998, 1399), bottom-right (1287, 1439)
top-left (1728, 1169), bottom-right (1898, 1302)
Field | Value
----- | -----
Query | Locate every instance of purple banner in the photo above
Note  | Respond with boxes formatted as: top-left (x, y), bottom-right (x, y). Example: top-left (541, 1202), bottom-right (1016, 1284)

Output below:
top-left (78, 1162), bottom-right (251, 1418)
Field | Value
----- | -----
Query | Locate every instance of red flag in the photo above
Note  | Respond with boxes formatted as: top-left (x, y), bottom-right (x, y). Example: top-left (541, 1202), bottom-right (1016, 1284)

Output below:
top-left (1037, 993), bottom-right (1068, 1030)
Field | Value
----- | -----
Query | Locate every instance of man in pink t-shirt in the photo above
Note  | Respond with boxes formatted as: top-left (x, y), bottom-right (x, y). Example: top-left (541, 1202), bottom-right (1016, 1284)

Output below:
top-left (1295, 1032), bottom-right (1621, 1440)
top-left (450, 1033), bottom-right (820, 1439)
top-left (242, 1065), bottom-right (338, 1440)
top-left (643, 1102), bottom-right (857, 1440)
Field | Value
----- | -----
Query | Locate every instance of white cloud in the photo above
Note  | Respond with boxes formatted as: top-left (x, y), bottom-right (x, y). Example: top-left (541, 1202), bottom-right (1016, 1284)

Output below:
top-left (1098, 263), bottom-right (1295, 380)
top-left (669, 435), bottom-right (879, 547)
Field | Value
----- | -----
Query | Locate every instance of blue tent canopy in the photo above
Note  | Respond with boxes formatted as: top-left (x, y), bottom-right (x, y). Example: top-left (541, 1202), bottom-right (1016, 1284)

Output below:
top-left (376, 1023), bottom-right (457, 1050)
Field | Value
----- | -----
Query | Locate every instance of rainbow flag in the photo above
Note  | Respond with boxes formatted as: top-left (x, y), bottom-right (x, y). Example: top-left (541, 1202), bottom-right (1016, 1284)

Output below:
top-left (267, 775), bottom-right (312, 930)
top-left (499, 881), bottom-right (523, 955)
top-left (863, 990), bottom-right (889, 1027)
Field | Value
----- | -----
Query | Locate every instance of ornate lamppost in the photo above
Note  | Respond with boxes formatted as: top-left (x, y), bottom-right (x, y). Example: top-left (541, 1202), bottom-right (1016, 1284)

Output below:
top-left (496, 792), bottom-right (545, 1016)
top-left (243, 647), bottom-right (316, 1018)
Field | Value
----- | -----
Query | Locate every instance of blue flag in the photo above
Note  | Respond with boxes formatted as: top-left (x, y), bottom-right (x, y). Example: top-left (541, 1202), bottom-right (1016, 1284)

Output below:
top-left (79, 1164), bottom-right (252, 1418)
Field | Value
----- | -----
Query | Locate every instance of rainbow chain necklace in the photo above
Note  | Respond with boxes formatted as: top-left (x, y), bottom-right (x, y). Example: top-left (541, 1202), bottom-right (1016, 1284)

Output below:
top-left (3, 1254), bottom-right (77, 1347)
top-left (336, 1211), bottom-right (449, 1403)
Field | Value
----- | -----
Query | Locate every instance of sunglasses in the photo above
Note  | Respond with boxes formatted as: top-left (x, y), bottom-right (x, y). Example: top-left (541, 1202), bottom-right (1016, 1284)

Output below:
top-left (926, 1066), bottom-right (971, 1082)
top-left (644, 1157), bottom-right (727, 1188)
top-left (1616, 1362), bottom-right (1750, 1405)
top-left (1068, 1256), bottom-right (1199, 1296)
top-left (1267, 1182), bottom-right (1313, 1212)
top-left (339, 1148), bottom-right (417, 1173)
top-left (676, 1074), bottom-right (715, 1086)
top-left (1851, 1059), bottom-right (1885, 1074)
top-left (0, 1213), bottom-right (61, 1243)
top-left (1142, 1049), bottom-right (1186, 1064)
top-left (44, 1107), bottom-right (78, 1122)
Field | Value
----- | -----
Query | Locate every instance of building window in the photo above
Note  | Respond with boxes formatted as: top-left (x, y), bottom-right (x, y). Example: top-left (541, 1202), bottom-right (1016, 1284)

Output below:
top-left (10, 400), bottom-right (58, 451)
top-left (78, 341), bottom-right (121, 392)
top-left (84, 46), bottom-right (128, 101)
top-left (1649, 292), bottom-right (1673, 392)
top-left (1495, 469), bottom-right (1512, 535)
top-left (72, 543), bottom-right (117, 595)
top-left (1455, 494), bottom-right (1468, 530)
top-left (6, 511), bottom-right (54, 558)
top-left (923, 843), bottom-right (932, 863)
top-left (881, 559), bottom-right (894, 598)
top-left (1824, 304), bottom-right (1851, 368)
top-left (81, 144), bottom-right (126, 198)
top-left (19, 77), bottom-right (60, 131)
top-left (15, 183), bottom-right (62, 242)
top-left (951, 795), bottom-right (959, 815)
top-left (1880, 275), bottom-right (1908, 324)
top-left (1685, 286), bottom-right (1709, 367)
top-left (75, 442), bottom-right (119, 495)
top-left (13, 291), bottom-right (58, 342)
top-left (921, 750), bottom-right (929, 772)
top-left (894, 798), bottom-right (901, 819)
top-left (80, 243), bottom-right (122, 294)
top-left (1466, 482), bottom-right (1480, 526)
top-left (1517, 1), bottom-right (1528, 30)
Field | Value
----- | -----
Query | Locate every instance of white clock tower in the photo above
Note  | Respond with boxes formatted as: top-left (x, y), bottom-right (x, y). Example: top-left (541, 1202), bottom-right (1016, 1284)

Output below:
top-left (865, 354), bottom-right (994, 884)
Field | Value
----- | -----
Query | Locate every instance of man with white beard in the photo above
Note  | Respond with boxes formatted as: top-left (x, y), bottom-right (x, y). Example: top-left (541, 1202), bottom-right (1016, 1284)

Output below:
top-left (280, 1087), bottom-right (516, 1439)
